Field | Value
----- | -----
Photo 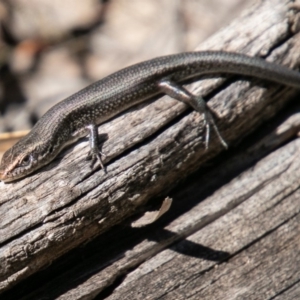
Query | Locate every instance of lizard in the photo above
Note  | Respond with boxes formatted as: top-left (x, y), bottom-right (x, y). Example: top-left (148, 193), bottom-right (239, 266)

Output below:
top-left (1, 51), bottom-right (300, 182)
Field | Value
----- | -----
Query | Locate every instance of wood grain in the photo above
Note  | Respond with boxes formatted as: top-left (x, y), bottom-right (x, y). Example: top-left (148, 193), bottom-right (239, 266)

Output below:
top-left (1, 0), bottom-right (300, 297)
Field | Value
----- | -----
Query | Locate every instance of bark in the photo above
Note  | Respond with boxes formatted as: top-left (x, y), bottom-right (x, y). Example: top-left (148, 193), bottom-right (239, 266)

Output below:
top-left (1, 0), bottom-right (300, 298)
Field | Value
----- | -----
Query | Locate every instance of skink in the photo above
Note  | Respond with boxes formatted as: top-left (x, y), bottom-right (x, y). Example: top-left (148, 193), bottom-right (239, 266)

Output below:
top-left (1, 51), bottom-right (300, 182)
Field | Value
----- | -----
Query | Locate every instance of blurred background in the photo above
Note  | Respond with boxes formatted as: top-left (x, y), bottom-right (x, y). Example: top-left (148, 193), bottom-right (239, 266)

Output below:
top-left (0, 0), bottom-right (253, 137)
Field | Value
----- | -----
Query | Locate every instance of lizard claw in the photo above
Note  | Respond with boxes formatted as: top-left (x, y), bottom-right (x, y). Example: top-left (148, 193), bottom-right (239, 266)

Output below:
top-left (204, 111), bottom-right (228, 150)
top-left (87, 150), bottom-right (107, 173)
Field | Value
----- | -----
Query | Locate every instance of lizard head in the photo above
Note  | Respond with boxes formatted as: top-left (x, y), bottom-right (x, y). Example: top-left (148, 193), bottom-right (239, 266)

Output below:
top-left (0, 133), bottom-right (57, 182)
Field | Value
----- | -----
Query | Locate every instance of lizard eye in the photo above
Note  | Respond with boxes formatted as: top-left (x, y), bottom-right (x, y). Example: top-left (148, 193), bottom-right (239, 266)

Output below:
top-left (20, 155), bottom-right (32, 167)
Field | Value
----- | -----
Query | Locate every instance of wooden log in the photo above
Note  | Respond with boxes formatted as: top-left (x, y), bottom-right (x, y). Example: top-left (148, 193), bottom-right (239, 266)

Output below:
top-left (5, 104), bottom-right (300, 299)
top-left (1, 0), bottom-right (300, 297)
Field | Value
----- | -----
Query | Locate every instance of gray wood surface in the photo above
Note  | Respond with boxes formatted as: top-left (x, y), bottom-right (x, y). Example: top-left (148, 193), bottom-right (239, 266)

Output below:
top-left (1, 0), bottom-right (300, 298)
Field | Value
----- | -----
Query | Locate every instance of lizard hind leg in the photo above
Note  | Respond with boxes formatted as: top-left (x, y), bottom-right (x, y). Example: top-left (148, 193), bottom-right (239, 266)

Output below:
top-left (158, 79), bottom-right (228, 149)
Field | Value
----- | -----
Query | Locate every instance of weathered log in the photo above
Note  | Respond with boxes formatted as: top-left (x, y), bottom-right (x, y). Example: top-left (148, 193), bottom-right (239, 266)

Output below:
top-left (1, 0), bottom-right (300, 298)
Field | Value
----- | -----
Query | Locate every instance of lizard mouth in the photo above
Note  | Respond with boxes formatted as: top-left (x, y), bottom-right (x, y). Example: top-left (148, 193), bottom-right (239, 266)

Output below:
top-left (0, 164), bottom-right (26, 183)
top-left (0, 170), bottom-right (10, 182)
top-left (0, 169), bottom-right (28, 183)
